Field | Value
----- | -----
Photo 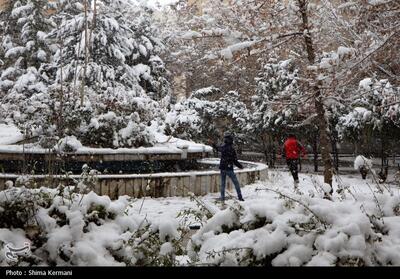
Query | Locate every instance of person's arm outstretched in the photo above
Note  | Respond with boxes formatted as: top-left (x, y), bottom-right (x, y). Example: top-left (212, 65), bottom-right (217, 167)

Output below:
top-left (233, 148), bottom-right (244, 169)
top-left (208, 139), bottom-right (222, 152)
top-left (212, 142), bottom-right (223, 152)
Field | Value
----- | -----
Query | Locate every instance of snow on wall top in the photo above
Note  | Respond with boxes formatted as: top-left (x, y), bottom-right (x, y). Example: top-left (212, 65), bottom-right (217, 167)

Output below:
top-left (0, 124), bottom-right (23, 145)
top-left (0, 124), bottom-right (212, 155)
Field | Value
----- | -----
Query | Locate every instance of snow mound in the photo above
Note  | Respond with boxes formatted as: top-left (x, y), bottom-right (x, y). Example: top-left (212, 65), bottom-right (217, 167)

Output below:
top-left (354, 155), bottom-right (372, 170)
top-left (0, 124), bottom-right (23, 145)
top-left (57, 136), bottom-right (83, 152)
top-left (0, 185), bottom-right (181, 266)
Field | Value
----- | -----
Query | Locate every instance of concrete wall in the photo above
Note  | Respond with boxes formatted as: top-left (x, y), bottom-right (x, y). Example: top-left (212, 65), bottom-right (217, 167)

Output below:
top-left (0, 164), bottom-right (268, 199)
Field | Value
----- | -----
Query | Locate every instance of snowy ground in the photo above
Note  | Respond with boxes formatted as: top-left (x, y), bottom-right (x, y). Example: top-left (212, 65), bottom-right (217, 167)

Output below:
top-left (127, 170), bottom-right (400, 223)
top-left (1, 170), bottom-right (400, 266)
top-left (126, 170), bottom-right (400, 266)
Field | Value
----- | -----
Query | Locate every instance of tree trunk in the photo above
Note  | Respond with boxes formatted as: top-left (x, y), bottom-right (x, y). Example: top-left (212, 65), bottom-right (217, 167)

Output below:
top-left (313, 132), bottom-right (318, 172)
top-left (81, 0), bottom-right (89, 106)
top-left (331, 129), bottom-right (339, 172)
top-left (298, 0), bottom-right (333, 186)
top-left (332, 139), bottom-right (339, 172)
top-left (270, 134), bottom-right (276, 168)
top-left (262, 135), bottom-right (269, 165)
top-left (89, 0), bottom-right (97, 53)
top-left (315, 97), bottom-right (333, 186)
top-left (381, 132), bottom-right (387, 168)
top-left (58, 39), bottom-right (64, 137)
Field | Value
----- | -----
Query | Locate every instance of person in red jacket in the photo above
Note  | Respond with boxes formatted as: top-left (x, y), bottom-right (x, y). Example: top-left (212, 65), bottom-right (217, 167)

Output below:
top-left (283, 134), bottom-right (307, 185)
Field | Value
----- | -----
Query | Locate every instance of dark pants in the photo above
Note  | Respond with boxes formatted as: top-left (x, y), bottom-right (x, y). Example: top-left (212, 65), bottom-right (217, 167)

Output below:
top-left (286, 159), bottom-right (299, 182)
top-left (220, 170), bottom-right (243, 200)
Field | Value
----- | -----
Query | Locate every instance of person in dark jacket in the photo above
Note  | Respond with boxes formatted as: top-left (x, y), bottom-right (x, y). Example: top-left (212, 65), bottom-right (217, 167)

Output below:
top-left (282, 134), bottom-right (306, 185)
top-left (211, 133), bottom-right (244, 202)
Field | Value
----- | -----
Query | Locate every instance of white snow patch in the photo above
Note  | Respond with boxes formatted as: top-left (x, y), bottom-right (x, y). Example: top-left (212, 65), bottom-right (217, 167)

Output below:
top-left (354, 155), bottom-right (372, 170)
top-left (0, 124), bottom-right (23, 144)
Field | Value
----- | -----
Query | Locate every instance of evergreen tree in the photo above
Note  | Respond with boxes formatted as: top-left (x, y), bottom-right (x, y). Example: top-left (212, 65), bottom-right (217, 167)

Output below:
top-left (338, 78), bottom-right (400, 156)
top-left (248, 59), bottom-right (302, 162)
top-left (51, 0), bottom-right (169, 100)
top-left (0, 0), bottom-right (55, 137)
top-left (0, 0), bottom-right (171, 148)
top-left (166, 86), bottom-right (248, 146)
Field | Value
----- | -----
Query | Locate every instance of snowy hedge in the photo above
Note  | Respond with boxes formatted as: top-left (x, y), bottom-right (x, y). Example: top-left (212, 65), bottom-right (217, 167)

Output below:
top-left (187, 185), bottom-right (400, 266)
top-left (2, 173), bottom-right (400, 266)
top-left (0, 183), bottom-right (183, 266)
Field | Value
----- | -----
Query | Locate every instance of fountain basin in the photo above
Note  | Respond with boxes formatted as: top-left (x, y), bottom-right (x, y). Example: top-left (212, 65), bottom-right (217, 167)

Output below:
top-left (0, 159), bottom-right (268, 199)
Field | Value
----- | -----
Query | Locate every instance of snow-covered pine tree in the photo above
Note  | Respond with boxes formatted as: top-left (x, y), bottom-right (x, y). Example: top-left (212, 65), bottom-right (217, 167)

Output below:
top-left (166, 86), bottom-right (248, 146)
top-left (1, 0), bottom-right (171, 148)
top-left (0, 0), bottom-right (56, 140)
top-left (337, 78), bottom-right (400, 156)
top-left (46, 0), bottom-right (171, 148)
top-left (51, 0), bottom-right (169, 99)
top-left (248, 59), bottom-right (303, 162)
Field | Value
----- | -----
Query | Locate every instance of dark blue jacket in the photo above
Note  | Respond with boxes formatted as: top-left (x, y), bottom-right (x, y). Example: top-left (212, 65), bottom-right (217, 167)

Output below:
top-left (213, 136), bottom-right (243, 171)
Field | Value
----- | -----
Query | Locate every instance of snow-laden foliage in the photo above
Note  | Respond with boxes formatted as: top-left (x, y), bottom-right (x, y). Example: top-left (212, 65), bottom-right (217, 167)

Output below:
top-left (337, 78), bottom-right (400, 145)
top-left (50, 0), bottom-right (169, 100)
top-left (165, 86), bottom-right (248, 144)
top-left (2, 169), bottom-right (400, 266)
top-left (249, 59), bottom-right (302, 136)
top-left (0, 0), bottom-right (171, 148)
top-left (187, 181), bottom-right (400, 266)
top-left (0, 0), bottom-right (55, 126)
top-left (0, 180), bottom-right (182, 266)
top-left (354, 155), bottom-right (373, 171)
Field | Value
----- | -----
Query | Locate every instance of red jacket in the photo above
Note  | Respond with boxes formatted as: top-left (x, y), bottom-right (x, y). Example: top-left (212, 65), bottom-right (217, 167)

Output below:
top-left (283, 137), bottom-right (306, 159)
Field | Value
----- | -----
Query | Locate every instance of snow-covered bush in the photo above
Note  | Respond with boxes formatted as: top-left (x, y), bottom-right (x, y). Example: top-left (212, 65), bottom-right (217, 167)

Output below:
top-left (57, 135), bottom-right (83, 152)
top-left (337, 78), bottom-right (400, 150)
top-left (250, 59), bottom-right (302, 133)
top-left (165, 102), bottom-right (202, 141)
top-left (80, 110), bottom-right (156, 148)
top-left (354, 155), bottom-right (373, 180)
top-left (0, 180), bottom-right (183, 266)
top-left (187, 186), bottom-right (400, 266)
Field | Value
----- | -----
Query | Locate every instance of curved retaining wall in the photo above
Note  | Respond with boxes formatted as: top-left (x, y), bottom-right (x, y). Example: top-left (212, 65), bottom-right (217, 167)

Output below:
top-left (0, 160), bottom-right (268, 199)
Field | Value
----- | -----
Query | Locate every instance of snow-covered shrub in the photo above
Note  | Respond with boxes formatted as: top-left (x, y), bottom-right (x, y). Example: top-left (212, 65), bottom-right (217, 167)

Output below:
top-left (246, 59), bottom-right (303, 162)
top-left (57, 136), bottom-right (83, 152)
top-left (250, 59), bottom-right (302, 131)
top-left (126, 219), bottom-right (182, 266)
top-left (337, 78), bottom-right (400, 149)
top-left (337, 107), bottom-right (374, 145)
top-left (354, 155), bottom-right (372, 179)
top-left (0, 182), bottom-right (183, 266)
top-left (165, 102), bottom-right (202, 141)
top-left (187, 187), bottom-right (400, 266)
top-left (354, 155), bottom-right (372, 171)
top-left (80, 110), bottom-right (156, 148)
